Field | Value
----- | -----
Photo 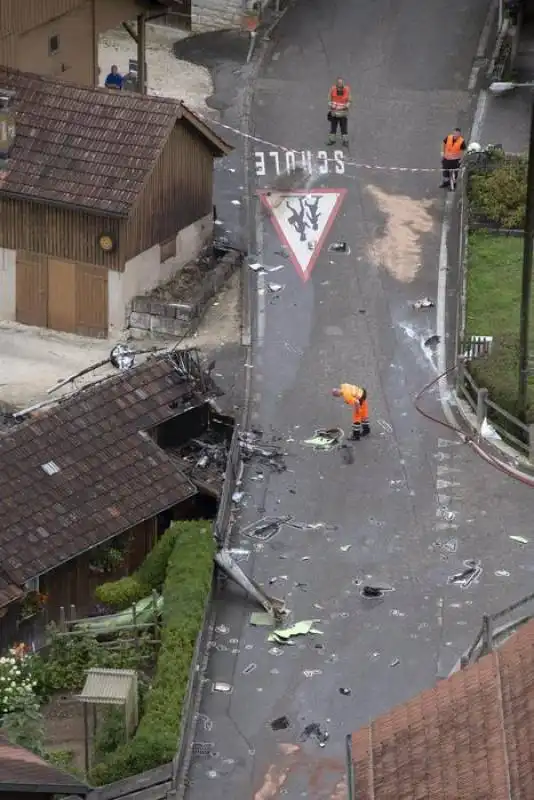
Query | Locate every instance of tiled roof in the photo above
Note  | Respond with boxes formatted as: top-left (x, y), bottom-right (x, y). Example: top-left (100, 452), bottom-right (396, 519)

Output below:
top-left (0, 68), bottom-right (231, 215)
top-left (0, 356), bottom-right (200, 591)
top-left (0, 731), bottom-right (89, 792)
top-left (351, 619), bottom-right (534, 799)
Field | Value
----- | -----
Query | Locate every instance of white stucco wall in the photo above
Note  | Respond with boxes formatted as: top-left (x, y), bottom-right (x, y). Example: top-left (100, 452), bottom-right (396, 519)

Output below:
top-left (108, 213), bottom-right (213, 334)
top-left (0, 248), bottom-right (16, 321)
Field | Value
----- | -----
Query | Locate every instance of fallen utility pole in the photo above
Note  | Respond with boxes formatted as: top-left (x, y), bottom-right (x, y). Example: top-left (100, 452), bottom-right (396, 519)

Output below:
top-left (215, 550), bottom-right (286, 620)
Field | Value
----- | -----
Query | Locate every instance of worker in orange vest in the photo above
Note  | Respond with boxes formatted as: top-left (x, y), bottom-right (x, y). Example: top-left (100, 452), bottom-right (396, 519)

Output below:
top-left (332, 383), bottom-right (370, 441)
top-left (327, 78), bottom-right (351, 147)
top-left (440, 128), bottom-right (466, 190)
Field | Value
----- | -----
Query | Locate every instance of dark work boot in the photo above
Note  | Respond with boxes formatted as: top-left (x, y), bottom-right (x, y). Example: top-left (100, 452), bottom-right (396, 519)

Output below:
top-left (362, 423), bottom-right (370, 437)
top-left (350, 426), bottom-right (361, 441)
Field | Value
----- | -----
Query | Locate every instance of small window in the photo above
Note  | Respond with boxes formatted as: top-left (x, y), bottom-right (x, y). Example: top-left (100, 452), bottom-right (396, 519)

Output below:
top-left (49, 34), bottom-right (60, 55)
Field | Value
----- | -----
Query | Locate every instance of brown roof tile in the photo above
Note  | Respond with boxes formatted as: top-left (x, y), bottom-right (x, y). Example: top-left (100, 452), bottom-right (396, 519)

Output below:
top-left (351, 621), bottom-right (534, 799)
top-left (0, 68), bottom-right (231, 215)
top-left (0, 356), bottom-right (199, 590)
top-left (0, 731), bottom-right (89, 792)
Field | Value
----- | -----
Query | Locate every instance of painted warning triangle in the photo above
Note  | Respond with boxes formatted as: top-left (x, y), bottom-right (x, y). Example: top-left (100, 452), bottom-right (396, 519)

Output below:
top-left (259, 189), bottom-right (346, 282)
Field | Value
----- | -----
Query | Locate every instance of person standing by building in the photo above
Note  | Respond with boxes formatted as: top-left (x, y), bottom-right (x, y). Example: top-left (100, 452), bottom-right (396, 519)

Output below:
top-left (440, 128), bottom-right (466, 190)
top-left (327, 78), bottom-right (351, 147)
top-left (105, 65), bottom-right (123, 90)
top-left (332, 383), bottom-right (370, 440)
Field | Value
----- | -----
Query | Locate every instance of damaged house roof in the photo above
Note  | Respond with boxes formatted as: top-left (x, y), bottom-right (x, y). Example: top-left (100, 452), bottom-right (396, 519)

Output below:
top-left (0, 356), bottom-right (203, 604)
top-left (350, 618), bottom-right (534, 799)
top-left (0, 67), bottom-right (232, 216)
top-left (0, 730), bottom-right (90, 794)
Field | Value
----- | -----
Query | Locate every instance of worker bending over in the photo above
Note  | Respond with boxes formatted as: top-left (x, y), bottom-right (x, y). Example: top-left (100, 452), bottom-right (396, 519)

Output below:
top-left (332, 383), bottom-right (370, 441)
top-left (440, 128), bottom-right (466, 190)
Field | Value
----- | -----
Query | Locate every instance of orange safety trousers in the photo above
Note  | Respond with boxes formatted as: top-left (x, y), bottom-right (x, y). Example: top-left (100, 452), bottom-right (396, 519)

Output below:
top-left (352, 399), bottom-right (369, 424)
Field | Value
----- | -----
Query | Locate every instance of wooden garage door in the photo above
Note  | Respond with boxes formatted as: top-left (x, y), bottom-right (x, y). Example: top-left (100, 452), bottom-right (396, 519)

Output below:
top-left (15, 252), bottom-right (47, 328)
top-left (48, 258), bottom-right (76, 334)
top-left (75, 262), bottom-right (108, 339)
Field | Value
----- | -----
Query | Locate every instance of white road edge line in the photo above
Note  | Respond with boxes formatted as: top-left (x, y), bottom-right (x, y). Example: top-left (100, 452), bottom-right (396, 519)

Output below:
top-left (468, 0), bottom-right (498, 90)
top-left (256, 201), bottom-right (266, 345)
top-left (437, 90), bottom-right (489, 425)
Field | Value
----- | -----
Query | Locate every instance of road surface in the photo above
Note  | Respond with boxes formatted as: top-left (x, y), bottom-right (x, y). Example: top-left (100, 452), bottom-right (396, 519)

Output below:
top-left (184, 2), bottom-right (534, 798)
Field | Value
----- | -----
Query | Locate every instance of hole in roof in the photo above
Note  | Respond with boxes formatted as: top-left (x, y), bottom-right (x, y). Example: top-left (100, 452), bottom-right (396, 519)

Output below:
top-left (41, 461), bottom-right (60, 476)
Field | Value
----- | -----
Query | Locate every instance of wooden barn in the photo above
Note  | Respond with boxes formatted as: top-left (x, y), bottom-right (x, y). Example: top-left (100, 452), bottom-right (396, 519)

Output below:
top-left (0, 68), bottom-right (231, 338)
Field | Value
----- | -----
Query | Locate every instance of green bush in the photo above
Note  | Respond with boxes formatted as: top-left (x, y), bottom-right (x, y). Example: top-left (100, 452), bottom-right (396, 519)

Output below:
top-left (93, 708), bottom-right (127, 764)
top-left (95, 527), bottom-right (180, 609)
top-left (468, 158), bottom-right (527, 229)
top-left (89, 521), bottom-right (215, 785)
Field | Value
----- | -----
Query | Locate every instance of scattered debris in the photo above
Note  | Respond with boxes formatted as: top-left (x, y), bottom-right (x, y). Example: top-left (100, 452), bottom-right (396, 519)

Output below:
top-left (495, 570), bottom-right (510, 577)
top-left (436, 537), bottom-right (458, 554)
top-left (389, 658), bottom-right (400, 667)
top-left (248, 262), bottom-right (265, 272)
top-left (339, 687), bottom-right (351, 696)
top-left (328, 242), bottom-right (350, 253)
top-left (215, 625), bottom-right (229, 634)
top-left (250, 612), bottom-right (275, 627)
top-left (268, 265), bottom-right (285, 272)
top-left (269, 647), bottom-right (284, 656)
top-left (447, 559), bottom-right (482, 588)
top-left (361, 584), bottom-right (394, 598)
top-left (242, 663), bottom-right (257, 675)
top-left (267, 282), bottom-right (285, 293)
top-left (231, 199), bottom-right (241, 205)
top-left (302, 428), bottom-right (345, 451)
top-left (481, 418), bottom-right (502, 441)
top-left (227, 548), bottom-right (250, 562)
top-left (300, 722), bottom-right (329, 746)
top-left (302, 670), bottom-right (323, 679)
top-left (110, 343), bottom-right (136, 370)
top-left (424, 334), bottom-right (440, 348)
top-left (215, 550), bottom-right (286, 619)
top-left (270, 715), bottom-right (291, 731)
top-left (295, 582), bottom-right (309, 591)
top-left (413, 297), bottom-right (435, 310)
top-left (212, 682), bottom-right (233, 694)
top-left (268, 620), bottom-right (322, 644)
top-left (510, 535), bottom-right (529, 545)
top-left (241, 516), bottom-right (292, 541)
top-left (232, 491), bottom-right (244, 503)
top-left (340, 545), bottom-right (352, 552)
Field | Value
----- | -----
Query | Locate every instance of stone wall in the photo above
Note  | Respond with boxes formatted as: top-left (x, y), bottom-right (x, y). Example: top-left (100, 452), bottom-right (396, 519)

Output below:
top-left (128, 251), bottom-right (240, 337)
top-left (192, 0), bottom-right (242, 33)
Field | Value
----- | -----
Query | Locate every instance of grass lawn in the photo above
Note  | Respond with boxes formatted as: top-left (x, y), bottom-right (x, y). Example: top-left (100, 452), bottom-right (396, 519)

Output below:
top-left (465, 230), bottom-right (534, 424)
top-left (465, 231), bottom-right (523, 337)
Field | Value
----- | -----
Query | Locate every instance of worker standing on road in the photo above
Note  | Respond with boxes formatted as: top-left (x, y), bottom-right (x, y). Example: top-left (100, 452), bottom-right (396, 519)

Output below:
top-left (440, 128), bottom-right (466, 190)
top-left (332, 384), bottom-right (370, 441)
top-left (327, 78), bottom-right (351, 147)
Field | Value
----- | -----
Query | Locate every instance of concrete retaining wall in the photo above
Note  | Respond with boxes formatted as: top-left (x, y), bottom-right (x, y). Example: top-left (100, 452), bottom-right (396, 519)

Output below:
top-left (128, 251), bottom-right (240, 338)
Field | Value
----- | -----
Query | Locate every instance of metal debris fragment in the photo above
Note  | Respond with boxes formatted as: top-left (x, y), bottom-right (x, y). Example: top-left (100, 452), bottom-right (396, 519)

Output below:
top-left (212, 682), bottom-right (233, 693)
top-left (270, 715), bottom-right (291, 731)
top-left (248, 262), bottom-right (265, 272)
top-left (447, 559), bottom-right (482, 588)
top-left (267, 282), bottom-right (285, 293)
top-left (302, 428), bottom-right (345, 451)
top-left (302, 670), bottom-right (323, 679)
top-left (242, 663), bottom-right (257, 675)
top-left (361, 584), bottom-right (394, 598)
top-left (339, 687), bottom-right (351, 696)
top-left (424, 334), bottom-right (440, 348)
top-left (510, 535), bottom-right (529, 545)
top-left (250, 612), bottom-right (275, 627)
top-left (268, 620), bottom-right (322, 644)
top-left (241, 516), bottom-right (292, 541)
top-left (328, 242), bottom-right (350, 253)
top-left (215, 624), bottom-right (229, 634)
top-left (232, 491), bottom-right (244, 503)
top-left (227, 548), bottom-right (250, 562)
top-left (110, 344), bottom-right (136, 370)
top-left (300, 722), bottom-right (329, 746)
top-left (340, 545), bottom-right (352, 552)
top-left (389, 658), bottom-right (400, 667)
top-left (269, 647), bottom-right (284, 656)
top-left (495, 569), bottom-right (510, 577)
top-left (413, 297), bottom-right (435, 310)
top-left (268, 265), bottom-right (285, 272)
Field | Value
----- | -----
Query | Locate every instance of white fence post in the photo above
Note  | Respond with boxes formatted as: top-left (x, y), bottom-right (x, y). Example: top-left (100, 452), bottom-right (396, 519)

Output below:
top-left (476, 387), bottom-right (488, 432)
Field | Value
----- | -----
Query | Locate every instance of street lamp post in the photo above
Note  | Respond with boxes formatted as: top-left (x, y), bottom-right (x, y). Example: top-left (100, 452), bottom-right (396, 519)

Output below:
top-left (489, 81), bottom-right (534, 420)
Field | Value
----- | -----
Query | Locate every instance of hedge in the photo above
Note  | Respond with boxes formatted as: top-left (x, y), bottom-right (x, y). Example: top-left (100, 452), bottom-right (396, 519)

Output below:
top-left (89, 520), bottom-right (215, 785)
top-left (95, 526), bottom-right (181, 609)
top-left (468, 156), bottom-right (526, 229)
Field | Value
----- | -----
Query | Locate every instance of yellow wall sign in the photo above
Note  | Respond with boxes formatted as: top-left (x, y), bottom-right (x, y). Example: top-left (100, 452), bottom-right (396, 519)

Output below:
top-left (99, 233), bottom-right (115, 252)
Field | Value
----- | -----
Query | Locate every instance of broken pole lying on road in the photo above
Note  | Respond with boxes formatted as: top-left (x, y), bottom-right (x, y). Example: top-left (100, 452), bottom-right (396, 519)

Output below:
top-left (215, 549), bottom-right (286, 620)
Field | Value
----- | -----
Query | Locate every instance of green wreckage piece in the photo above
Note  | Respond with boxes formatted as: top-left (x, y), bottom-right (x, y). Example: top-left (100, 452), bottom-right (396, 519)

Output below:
top-left (267, 619), bottom-right (323, 643)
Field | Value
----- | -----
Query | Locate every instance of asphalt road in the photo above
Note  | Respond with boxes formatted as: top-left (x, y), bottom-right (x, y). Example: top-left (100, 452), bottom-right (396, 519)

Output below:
top-left (183, 2), bottom-right (534, 798)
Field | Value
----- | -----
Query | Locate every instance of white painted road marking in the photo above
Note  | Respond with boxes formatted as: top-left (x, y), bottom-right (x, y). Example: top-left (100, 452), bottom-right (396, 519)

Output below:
top-left (254, 149), bottom-right (345, 176)
top-left (259, 189), bottom-right (346, 282)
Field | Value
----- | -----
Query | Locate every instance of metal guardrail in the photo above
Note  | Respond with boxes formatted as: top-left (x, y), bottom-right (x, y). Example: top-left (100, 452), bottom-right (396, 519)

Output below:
top-left (460, 590), bottom-right (534, 668)
top-left (170, 426), bottom-right (242, 796)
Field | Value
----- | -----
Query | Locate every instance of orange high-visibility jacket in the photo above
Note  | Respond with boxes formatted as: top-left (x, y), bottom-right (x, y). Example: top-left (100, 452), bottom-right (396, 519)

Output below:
top-left (330, 85), bottom-right (351, 111)
top-left (443, 134), bottom-right (465, 159)
top-left (340, 384), bottom-right (364, 406)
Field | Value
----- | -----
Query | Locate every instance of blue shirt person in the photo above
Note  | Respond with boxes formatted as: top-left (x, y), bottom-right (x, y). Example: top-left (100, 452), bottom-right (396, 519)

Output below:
top-left (105, 65), bottom-right (123, 89)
